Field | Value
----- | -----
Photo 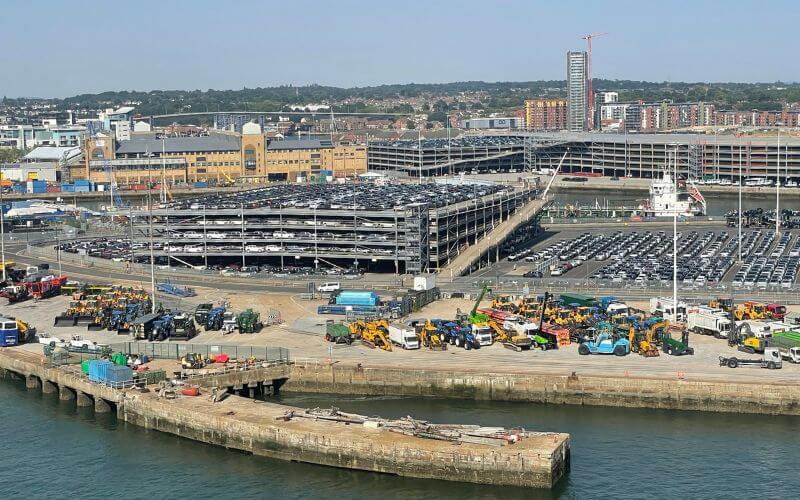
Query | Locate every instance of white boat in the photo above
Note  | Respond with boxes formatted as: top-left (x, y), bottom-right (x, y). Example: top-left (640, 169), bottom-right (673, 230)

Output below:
top-left (639, 168), bottom-right (706, 217)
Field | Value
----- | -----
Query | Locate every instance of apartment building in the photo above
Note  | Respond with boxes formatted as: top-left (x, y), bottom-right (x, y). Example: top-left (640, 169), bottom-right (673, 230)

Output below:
top-left (524, 99), bottom-right (568, 131)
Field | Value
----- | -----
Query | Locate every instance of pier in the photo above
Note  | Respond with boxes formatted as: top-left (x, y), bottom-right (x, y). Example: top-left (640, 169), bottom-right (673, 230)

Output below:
top-left (0, 348), bottom-right (570, 489)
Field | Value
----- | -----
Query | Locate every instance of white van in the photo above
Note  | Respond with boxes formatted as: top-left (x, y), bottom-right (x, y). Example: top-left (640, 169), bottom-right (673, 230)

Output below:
top-left (317, 282), bottom-right (341, 293)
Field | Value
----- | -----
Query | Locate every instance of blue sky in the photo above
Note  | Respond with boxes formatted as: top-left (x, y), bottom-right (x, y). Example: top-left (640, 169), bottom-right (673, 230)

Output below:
top-left (1, 0), bottom-right (797, 97)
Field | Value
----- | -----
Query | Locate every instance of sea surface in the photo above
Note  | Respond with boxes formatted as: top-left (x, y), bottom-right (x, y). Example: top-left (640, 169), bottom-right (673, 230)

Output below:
top-left (1, 377), bottom-right (798, 499)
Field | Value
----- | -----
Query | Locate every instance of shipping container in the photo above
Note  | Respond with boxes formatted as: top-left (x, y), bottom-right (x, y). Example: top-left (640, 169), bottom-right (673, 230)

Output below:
top-left (105, 365), bottom-right (134, 385)
top-left (74, 186), bottom-right (90, 193)
top-left (81, 359), bottom-right (91, 375)
top-left (193, 182), bottom-right (208, 188)
top-left (74, 180), bottom-right (91, 186)
top-left (46, 185), bottom-right (61, 193)
top-left (334, 290), bottom-right (379, 306)
top-left (61, 184), bottom-right (75, 192)
top-left (130, 184), bottom-right (147, 191)
top-left (88, 360), bottom-right (113, 382)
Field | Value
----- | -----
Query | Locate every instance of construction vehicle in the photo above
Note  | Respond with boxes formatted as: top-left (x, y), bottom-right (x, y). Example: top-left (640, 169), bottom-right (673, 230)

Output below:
top-left (488, 320), bottom-right (532, 351)
top-left (765, 303), bottom-right (787, 321)
top-left (719, 348), bottom-right (782, 369)
top-left (578, 332), bottom-right (630, 356)
top-left (359, 320), bottom-right (392, 351)
top-left (149, 314), bottom-right (174, 341)
top-left (463, 285), bottom-right (490, 325)
top-left (194, 303), bottom-right (213, 325)
top-left (728, 321), bottom-right (769, 354)
top-left (626, 324), bottom-right (659, 357)
top-left (171, 313), bottom-right (197, 340)
top-left (0, 285), bottom-right (29, 304)
top-left (131, 313), bottom-right (162, 340)
top-left (0, 317), bottom-right (19, 347)
top-left (181, 353), bottom-right (205, 369)
top-left (236, 309), bottom-right (263, 334)
top-left (410, 320), bottom-right (445, 350)
top-left (649, 297), bottom-right (687, 322)
top-left (222, 311), bottom-right (238, 334)
top-left (734, 301), bottom-right (767, 321)
top-left (708, 297), bottom-right (733, 313)
top-left (453, 326), bottom-right (483, 350)
top-left (599, 296), bottom-right (629, 317)
top-left (687, 306), bottom-right (732, 339)
top-left (765, 331), bottom-right (800, 363)
top-left (325, 321), bottom-right (353, 345)
top-left (205, 307), bottom-right (225, 331)
top-left (661, 324), bottom-right (694, 355)
top-left (490, 295), bottom-right (518, 314)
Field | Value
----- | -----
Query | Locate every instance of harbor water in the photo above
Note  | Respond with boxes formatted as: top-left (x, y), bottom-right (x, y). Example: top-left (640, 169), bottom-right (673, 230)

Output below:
top-left (1, 376), bottom-right (797, 499)
top-left (554, 188), bottom-right (800, 216)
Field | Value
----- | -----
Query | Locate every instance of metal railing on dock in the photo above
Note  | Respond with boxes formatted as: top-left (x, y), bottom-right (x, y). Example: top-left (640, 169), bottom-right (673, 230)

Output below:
top-left (111, 341), bottom-right (290, 363)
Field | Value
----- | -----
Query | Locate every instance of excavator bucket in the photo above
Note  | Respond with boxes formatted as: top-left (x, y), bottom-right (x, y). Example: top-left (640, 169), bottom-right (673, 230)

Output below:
top-left (87, 321), bottom-right (104, 331)
top-left (54, 315), bottom-right (77, 327)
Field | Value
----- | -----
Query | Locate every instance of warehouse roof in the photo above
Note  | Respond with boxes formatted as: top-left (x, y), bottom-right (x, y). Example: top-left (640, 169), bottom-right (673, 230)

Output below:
top-left (23, 146), bottom-right (82, 162)
top-left (266, 138), bottom-right (333, 151)
top-left (116, 135), bottom-right (241, 154)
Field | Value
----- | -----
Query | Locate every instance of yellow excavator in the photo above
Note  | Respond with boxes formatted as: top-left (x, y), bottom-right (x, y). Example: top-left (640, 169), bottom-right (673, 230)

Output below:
top-left (734, 301), bottom-right (766, 321)
top-left (490, 295), bottom-right (518, 313)
top-left (359, 320), bottom-right (392, 351)
top-left (487, 320), bottom-right (533, 351)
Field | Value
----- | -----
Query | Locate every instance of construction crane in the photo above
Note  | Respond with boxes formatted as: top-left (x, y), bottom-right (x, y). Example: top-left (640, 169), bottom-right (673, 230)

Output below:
top-left (581, 32), bottom-right (608, 130)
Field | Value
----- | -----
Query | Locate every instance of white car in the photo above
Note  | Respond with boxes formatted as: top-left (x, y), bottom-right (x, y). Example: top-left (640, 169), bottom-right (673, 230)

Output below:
top-left (69, 335), bottom-right (106, 352)
top-left (37, 333), bottom-right (66, 347)
top-left (317, 282), bottom-right (341, 293)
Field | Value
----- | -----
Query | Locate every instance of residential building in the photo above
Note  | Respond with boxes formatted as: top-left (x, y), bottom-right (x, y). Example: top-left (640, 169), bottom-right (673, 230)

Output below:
top-left (524, 99), bottom-right (567, 131)
top-left (566, 51), bottom-right (588, 131)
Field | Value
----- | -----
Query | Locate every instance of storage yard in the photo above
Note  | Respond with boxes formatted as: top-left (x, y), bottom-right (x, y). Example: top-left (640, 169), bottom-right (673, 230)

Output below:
top-left (121, 182), bottom-right (538, 274)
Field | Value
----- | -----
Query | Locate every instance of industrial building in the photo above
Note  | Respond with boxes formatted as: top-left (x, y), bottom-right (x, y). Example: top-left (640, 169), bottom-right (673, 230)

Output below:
top-left (458, 117), bottom-right (524, 130)
top-left (129, 182), bottom-right (538, 274)
top-left (367, 136), bottom-right (524, 176)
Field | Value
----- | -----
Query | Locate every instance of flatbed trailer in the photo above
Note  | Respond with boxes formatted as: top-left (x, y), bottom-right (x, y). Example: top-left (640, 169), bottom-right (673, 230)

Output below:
top-left (719, 348), bottom-right (782, 369)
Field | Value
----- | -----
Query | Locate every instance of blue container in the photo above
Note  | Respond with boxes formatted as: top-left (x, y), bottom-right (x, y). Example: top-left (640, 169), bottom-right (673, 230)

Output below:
top-left (12, 184), bottom-right (25, 193)
top-left (88, 360), bottom-right (113, 382)
top-left (74, 186), bottom-right (90, 193)
top-left (193, 182), bottom-right (208, 188)
top-left (61, 184), bottom-right (75, 192)
top-left (32, 180), bottom-right (46, 188)
top-left (32, 187), bottom-right (46, 194)
top-left (74, 179), bottom-right (91, 186)
top-left (104, 365), bottom-right (134, 385)
top-left (335, 291), bottom-right (379, 306)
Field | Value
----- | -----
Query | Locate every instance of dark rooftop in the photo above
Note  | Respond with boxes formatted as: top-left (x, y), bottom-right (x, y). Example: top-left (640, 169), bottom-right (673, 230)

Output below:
top-left (116, 135), bottom-right (240, 155)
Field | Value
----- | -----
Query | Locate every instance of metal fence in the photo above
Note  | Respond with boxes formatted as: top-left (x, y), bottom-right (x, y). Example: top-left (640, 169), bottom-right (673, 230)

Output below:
top-left (111, 342), bottom-right (291, 362)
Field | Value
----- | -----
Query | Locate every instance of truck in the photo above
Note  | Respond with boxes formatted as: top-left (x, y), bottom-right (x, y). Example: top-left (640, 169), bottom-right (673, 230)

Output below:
top-left (719, 348), bottom-right (782, 369)
top-left (471, 324), bottom-right (494, 347)
top-left (687, 306), bottom-right (732, 339)
top-left (0, 317), bottom-right (19, 346)
top-left (194, 303), bottom-right (213, 325)
top-left (766, 331), bottom-right (800, 363)
top-left (766, 303), bottom-right (787, 320)
top-left (598, 296), bottom-right (628, 317)
top-left (388, 323), bottom-right (419, 349)
top-left (649, 297), bottom-right (688, 322)
top-left (325, 321), bottom-right (353, 345)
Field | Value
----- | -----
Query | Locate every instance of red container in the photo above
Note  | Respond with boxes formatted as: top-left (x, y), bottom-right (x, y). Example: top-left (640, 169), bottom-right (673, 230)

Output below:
top-left (181, 386), bottom-right (200, 397)
top-left (46, 185), bottom-right (61, 193)
top-left (131, 184), bottom-right (147, 191)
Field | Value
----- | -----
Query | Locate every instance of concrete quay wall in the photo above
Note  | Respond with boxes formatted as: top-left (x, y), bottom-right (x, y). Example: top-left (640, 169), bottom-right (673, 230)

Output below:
top-left (120, 394), bottom-right (568, 489)
top-left (286, 362), bottom-right (800, 415)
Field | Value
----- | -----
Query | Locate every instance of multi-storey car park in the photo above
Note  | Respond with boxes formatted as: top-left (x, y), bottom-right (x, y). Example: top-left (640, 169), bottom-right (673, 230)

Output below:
top-left (368, 136), bottom-right (524, 176)
top-left (128, 182), bottom-right (539, 274)
top-left (367, 132), bottom-right (800, 183)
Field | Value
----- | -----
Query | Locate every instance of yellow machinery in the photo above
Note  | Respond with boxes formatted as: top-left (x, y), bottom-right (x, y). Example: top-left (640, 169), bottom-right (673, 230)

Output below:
top-left (488, 320), bottom-right (533, 351)
top-left (708, 297), bottom-right (733, 313)
top-left (734, 301), bottom-right (766, 321)
top-left (517, 298), bottom-right (540, 318)
top-left (491, 295), bottom-right (518, 313)
top-left (418, 320), bottom-right (446, 350)
top-left (357, 320), bottom-right (392, 351)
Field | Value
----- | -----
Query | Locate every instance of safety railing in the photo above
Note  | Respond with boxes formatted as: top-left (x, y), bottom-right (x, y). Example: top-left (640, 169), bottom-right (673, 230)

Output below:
top-left (110, 342), bottom-right (290, 363)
